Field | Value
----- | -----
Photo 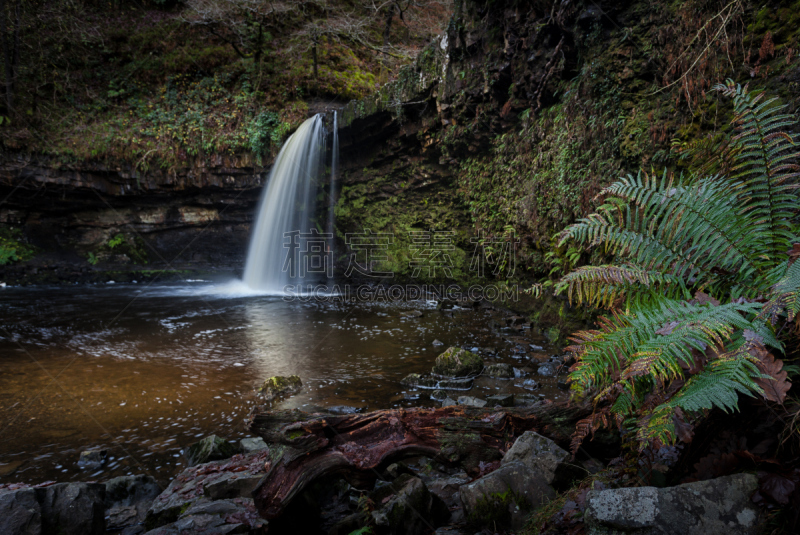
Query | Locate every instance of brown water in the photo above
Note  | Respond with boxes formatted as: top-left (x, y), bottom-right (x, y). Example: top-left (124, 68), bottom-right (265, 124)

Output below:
top-left (0, 281), bottom-right (564, 486)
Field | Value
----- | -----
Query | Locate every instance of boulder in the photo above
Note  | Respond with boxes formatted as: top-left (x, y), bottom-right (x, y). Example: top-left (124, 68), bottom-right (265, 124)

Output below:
top-left (143, 497), bottom-right (266, 535)
top-left (146, 449), bottom-right (270, 529)
top-left (184, 435), bottom-right (240, 467)
top-left (371, 475), bottom-right (446, 535)
top-left (460, 461), bottom-right (554, 530)
top-left (486, 393), bottom-right (514, 407)
top-left (485, 363), bottom-right (515, 379)
top-left (432, 347), bottom-right (483, 377)
top-left (0, 487), bottom-right (42, 535)
top-left (501, 431), bottom-right (569, 485)
top-left (37, 482), bottom-right (106, 535)
top-left (105, 475), bottom-right (161, 531)
top-left (441, 397), bottom-right (457, 407)
top-left (258, 375), bottom-right (302, 400)
top-left (521, 378), bottom-right (539, 390)
top-left (240, 437), bottom-right (268, 453)
top-left (584, 473), bottom-right (760, 534)
top-left (456, 396), bottom-right (487, 408)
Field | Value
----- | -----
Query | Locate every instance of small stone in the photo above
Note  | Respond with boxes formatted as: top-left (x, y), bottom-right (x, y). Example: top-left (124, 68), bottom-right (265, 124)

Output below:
top-left (240, 437), bottom-right (268, 453)
top-left (432, 339), bottom-right (444, 346)
top-left (78, 448), bottom-right (108, 470)
top-left (441, 397), bottom-right (457, 407)
top-left (258, 375), bottom-right (302, 400)
top-left (456, 396), bottom-right (487, 408)
top-left (430, 389), bottom-right (447, 400)
top-left (521, 379), bottom-right (539, 390)
top-left (485, 363), bottom-right (515, 379)
top-left (537, 363), bottom-right (558, 377)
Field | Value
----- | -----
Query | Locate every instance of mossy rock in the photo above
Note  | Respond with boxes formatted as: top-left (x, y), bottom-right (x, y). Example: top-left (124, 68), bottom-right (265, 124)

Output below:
top-left (432, 347), bottom-right (483, 377)
top-left (258, 375), bottom-right (303, 400)
top-left (184, 435), bottom-right (240, 467)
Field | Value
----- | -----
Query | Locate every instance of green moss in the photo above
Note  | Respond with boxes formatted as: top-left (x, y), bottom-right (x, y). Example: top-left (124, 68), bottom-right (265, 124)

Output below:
top-left (432, 347), bottom-right (483, 377)
top-left (467, 488), bottom-right (530, 528)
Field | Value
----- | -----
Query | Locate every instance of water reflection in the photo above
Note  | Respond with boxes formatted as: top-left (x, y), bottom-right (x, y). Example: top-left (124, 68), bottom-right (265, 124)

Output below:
top-left (0, 282), bottom-right (563, 485)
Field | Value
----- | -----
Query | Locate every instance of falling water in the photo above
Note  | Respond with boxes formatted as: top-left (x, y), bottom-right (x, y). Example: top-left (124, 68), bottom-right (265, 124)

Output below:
top-left (327, 111), bottom-right (339, 275)
top-left (243, 114), bottom-right (327, 292)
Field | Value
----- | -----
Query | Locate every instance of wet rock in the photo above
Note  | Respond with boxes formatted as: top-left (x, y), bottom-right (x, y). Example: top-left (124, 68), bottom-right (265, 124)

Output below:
top-left (37, 482), bottom-right (106, 535)
top-left (432, 347), bottom-right (483, 377)
top-left (0, 487), bottom-right (41, 535)
top-left (144, 497), bottom-right (266, 535)
top-left (240, 437), bottom-right (268, 453)
top-left (584, 473), bottom-right (759, 534)
top-left (371, 474), bottom-right (446, 535)
top-left (78, 448), bottom-right (108, 470)
top-left (501, 431), bottom-right (569, 485)
top-left (203, 474), bottom-right (263, 500)
top-left (514, 393), bottom-right (544, 407)
top-left (506, 316), bottom-right (527, 326)
top-left (557, 378), bottom-right (570, 390)
top-left (486, 393), bottom-right (514, 407)
top-left (460, 461), bottom-right (554, 530)
top-left (432, 339), bottom-right (444, 346)
top-left (105, 475), bottom-right (161, 531)
top-left (430, 389), bottom-right (447, 400)
top-left (258, 375), bottom-right (302, 400)
top-left (441, 397), bottom-right (457, 407)
top-left (401, 373), bottom-right (473, 390)
top-left (457, 396), bottom-right (487, 408)
top-left (184, 435), bottom-right (240, 467)
top-left (529, 344), bottom-right (544, 351)
top-left (327, 405), bottom-right (364, 415)
top-left (537, 363), bottom-right (558, 377)
top-left (485, 363), bottom-right (515, 378)
top-left (521, 378), bottom-right (540, 390)
top-left (146, 450), bottom-right (269, 529)
top-left (400, 310), bottom-right (423, 318)
top-left (427, 472), bottom-right (470, 515)
top-left (479, 346), bottom-right (496, 355)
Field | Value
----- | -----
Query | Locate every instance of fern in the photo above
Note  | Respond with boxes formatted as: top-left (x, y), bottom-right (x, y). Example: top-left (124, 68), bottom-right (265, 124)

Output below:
top-left (558, 81), bottom-right (799, 452)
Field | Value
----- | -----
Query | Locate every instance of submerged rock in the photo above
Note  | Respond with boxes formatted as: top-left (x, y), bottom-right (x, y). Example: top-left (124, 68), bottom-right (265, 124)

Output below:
top-left (432, 347), bottom-right (483, 377)
top-left (486, 393), bottom-right (514, 407)
top-left (537, 363), bottom-right (558, 377)
top-left (78, 448), bottom-right (108, 470)
top-left (584, 473), bottom-right (759, 534)
top-left (184, 435), bottom-right (240, 467)
top-left (258, 375), bottom-right (303, 400)
top-left (485, 363), bottom-right (515, 379)
top-left (457, 396), bottom-right (487, 408)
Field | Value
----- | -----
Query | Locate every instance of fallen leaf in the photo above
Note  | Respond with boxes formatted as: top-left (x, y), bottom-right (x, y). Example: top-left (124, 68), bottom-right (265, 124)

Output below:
top-left (752, 349), bottom-right (791, 403)
top-left (760, 473), bottom-right (796, 505)
top-left (656, 321), bottom-right (680, 335)
top-left (694, 291), bottom-right (720, 306)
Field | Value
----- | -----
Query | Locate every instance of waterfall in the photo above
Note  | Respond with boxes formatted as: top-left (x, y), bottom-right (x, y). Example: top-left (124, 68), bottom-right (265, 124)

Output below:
top-left (243, 114), bottom-right (327, 293)
top-left (327, 111), bottom-right (339, 276)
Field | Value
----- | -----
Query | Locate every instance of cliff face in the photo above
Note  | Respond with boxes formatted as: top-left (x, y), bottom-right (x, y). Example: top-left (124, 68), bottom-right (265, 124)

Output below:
top-left (0, 154), bottom-right (266, 283)
top-left (334, 0), bottom-right (800, 281)
top-left (2, 0), bottom-right (799, 284)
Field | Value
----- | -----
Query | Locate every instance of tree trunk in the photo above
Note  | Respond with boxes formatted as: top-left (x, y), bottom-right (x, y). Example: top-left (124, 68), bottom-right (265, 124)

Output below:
top-left (247, 402), bottom-right (583, 520)
top-left (0, 0), bottom-right (12, 113)
top-left (382, 3), bottom-right (396, 48)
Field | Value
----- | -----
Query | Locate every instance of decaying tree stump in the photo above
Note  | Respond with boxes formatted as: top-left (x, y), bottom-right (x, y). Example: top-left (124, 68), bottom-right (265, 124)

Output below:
top-left (246, 402), bottom-right (583, 520)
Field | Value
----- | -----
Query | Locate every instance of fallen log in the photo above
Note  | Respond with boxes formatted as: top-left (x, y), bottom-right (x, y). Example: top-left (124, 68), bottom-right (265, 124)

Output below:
top-left (246, 401), bottom-right (584, 520)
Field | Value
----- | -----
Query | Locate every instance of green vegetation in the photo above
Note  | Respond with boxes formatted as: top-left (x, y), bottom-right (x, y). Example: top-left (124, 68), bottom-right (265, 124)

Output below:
top-left (0, 227), bottom-right (36, 265)
top-left (0, 0), bottom-right (450, 168)
top-left (554, 82), bottom-right (799, 451)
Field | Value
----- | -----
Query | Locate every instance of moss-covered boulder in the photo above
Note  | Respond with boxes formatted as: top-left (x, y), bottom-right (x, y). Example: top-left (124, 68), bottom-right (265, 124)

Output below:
top-left (258, 375), bottom-right (302, 400)
top-left (432, 347), bottom-right (483, 377)
top-left (184, 435), bottom-right (240, 467)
